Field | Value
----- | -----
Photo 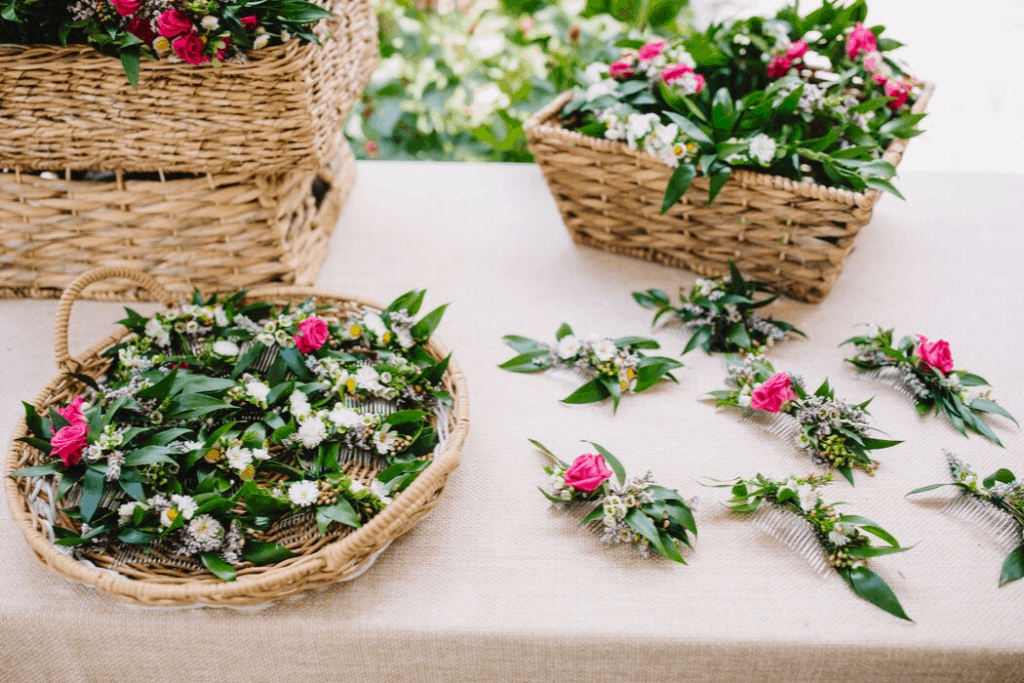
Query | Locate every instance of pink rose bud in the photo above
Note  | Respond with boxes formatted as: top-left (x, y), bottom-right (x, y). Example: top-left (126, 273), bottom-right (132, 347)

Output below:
top-left (294, 317), bottom-right (330, 353)
top-left (661, 63), bottom-right (693, 83)
top-left (884, 79), bottom-right (911, 110)
top-left (157, 9), bottom-right (194, 38)
top-left (638, 40), bottom-right (666, 61)
top-left (845, 22), bottom-right (877, 59)
top-left (750, 373), bottom-right (798, 413)
top-left (215, 37), bottom-right (231, 62)
top-left (691, 73), bottom-right (706, 94)
top-left (917, 336), bottom-right (954, 375)
top-left (872, 73), bottom-right (888, 86)
top-left (767, 55), bottom-right (792, 79)
top-left (110, 0), bottom-right (143, 16)
top-left (240, 15), bottom-right (258, 30)
top-left (563, 453), bottom-right (613, 492)
top-left (127, 16), bottom-right (156, 44)
top-left (609, 61), bottom-right (635, 79)
top-left (786, 41), bottom-right (808, 60)
top-left (51, 397), bottom-right (89, 468)
top-left (172, 32), bottom-right (211, 65)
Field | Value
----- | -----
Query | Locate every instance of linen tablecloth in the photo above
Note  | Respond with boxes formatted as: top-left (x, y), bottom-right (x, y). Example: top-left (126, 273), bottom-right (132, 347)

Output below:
top-left (1, 164), bottom-right (1022, 682)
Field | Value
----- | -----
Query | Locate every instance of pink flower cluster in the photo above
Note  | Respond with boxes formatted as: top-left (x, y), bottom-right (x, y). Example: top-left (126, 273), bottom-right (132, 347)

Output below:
top-left (766, 41), bottom-right (807, 80)
top-left (609, 41), bottom-right (705, 95)
top-left (50, 397), bottom-right (89, 468)
top-left (846, 23), bottom-right (912, 111)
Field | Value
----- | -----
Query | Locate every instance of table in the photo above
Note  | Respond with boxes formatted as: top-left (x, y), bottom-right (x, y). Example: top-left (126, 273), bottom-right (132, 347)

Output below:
top-left (1, 163), bottom-right (1022, 682)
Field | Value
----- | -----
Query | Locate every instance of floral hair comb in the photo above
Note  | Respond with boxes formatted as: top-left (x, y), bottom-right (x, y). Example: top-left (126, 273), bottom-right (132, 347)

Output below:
top-left (500, 323), bottom-right (683, 411)
top-left (532, 440), bottom-right (696, 563)
top-left (909, 453), bottom-right (1023, 586)
top-left (633, 261), bottom-right (804, 355)
top-left (723, 473), bottom-right (912, 620)
top-left (843, 327), bottom-right (1017, 445)
top-left (707, 351), bottom-right (900, 484)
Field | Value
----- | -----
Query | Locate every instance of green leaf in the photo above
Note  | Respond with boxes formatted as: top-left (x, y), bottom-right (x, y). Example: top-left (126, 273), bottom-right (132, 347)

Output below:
top-left (957, 372), bottom-right (990, 387)
top-left (982, 468), bottom-right (1017, 488)
top-left (657, 529), bottom-right (687, 564)
top-left (529, 439), bottom-right (566, 467)
top-left (561, 378), bottom-right (610, 405)
top-left (315, 499), bottom-right (361, 533)
top-left (117, 528), bottom-right (157, 544)
top-left (660, 163), bottom-right (697, 214)
top-left (555, 323), bottom-right (574, 341)
top-left (906, 483), bottom-right (950, 495)
top-left (726, 322), bottom-right (751, 350)
top-left (120, 47), bottom-right (140, 89)
top-left (859, 437), bottom-right (902, 451)
top-left (578, 505), bottom-right (604, 527)
top-left (147, 428), bottom-right (194, 447)
top-left (498, 352), bottom-right (548, 373)
top-left (123, 446), bottom-right (176, 468)
top-left (999, 545), bottom-right (1024, 587)
top-left (840, 566), bottom-right (911, 621)
top-left (970, 398), bottom-right (1018, 426)
top-left (624, 508), bottom-right (666, 556)
top-left (278, 345), bottom-right (312, 380)
top-left (632, 289), bottom-right (670, 308)
top-left (600, 376), bottom-right (622, 413)
top-left (80, 466), bottom-right (106, 523)
top-left (706, 167), bottom-right (731, 205)
top-left (14, 436), bottom-right (53, 455)
top-left (664, 112), bottom-right (714, 148)
top-left (22, 402), bottom-right (48, 440)
top-left (587, 442), bottom-right (626, 486)
top-left (242, 540), bottom-right (297, 565)
top-left (682, 325), bottom-right (713, 355)
top-left (411, 303), bottom-right (449, 340)
top-left (136, 368), bottom-right (179, 401)
top-left (201, 553), bottom-right (237, 582)
top-left (9, 462), bottom-right (61, 478)
top-left (612, 336), bottom-right (660, 350)
top-left (244, 494), bottom-right (292, 518)
top-left (502, 335), bottom-right (545, 354)
top-left (383, 410), bottom-right (429, 427)
top-left (865, 178), bottom-right (905, 200)
top-left (838, 515), bottom-right (900, 547)
top-left (231, 342), bottom-right (264, 379)
top-left (846, 545), bottom-right (908, 559)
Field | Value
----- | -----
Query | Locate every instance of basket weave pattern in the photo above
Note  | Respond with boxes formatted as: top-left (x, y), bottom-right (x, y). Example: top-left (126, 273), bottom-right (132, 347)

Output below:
top-left (4, 267), bottom-right (470, 607)
top-left (0, 0), bottom-right (377, 176)
top-left (0, 137), bottom-right (356, 300)
top-left (525, 86), bottom-right (933, 303)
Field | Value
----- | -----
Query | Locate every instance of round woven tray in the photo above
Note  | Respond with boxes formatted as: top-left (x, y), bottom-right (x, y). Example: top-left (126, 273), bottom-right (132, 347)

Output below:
top-left (4, 267), bottom-right (470, 607)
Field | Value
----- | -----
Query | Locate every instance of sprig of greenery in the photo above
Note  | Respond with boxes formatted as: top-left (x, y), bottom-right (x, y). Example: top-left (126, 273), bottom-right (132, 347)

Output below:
top-left (723, 472), bottom-right (912, 620)
top-left (842, 327), bottom-right (1017, 446)
top-left (634, 260), bottom-right (804, 354)
top-left (532, 439), bottom-right (696, 563)
top-left (908, 453), bottom-right (1024, 587)
top-left (500, 322), bottom-right (683, 411)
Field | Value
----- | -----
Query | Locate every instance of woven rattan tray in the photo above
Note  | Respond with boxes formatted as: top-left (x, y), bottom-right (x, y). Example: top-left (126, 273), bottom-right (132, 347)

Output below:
top-left (0, 0), bottom-right (376, 176)
top-left (4, 267), bottom-right (470, 607)
top-left (525, 84), bottom-right (933, 303)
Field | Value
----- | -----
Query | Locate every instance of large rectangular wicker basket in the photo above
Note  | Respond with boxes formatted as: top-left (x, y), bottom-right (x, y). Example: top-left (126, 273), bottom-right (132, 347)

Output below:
top-left (0, 0), bottom-right (376, 176)
top-left (525, 86), bottom-right (933, 303)
top-left (0, 137), bottom-right (357, 301)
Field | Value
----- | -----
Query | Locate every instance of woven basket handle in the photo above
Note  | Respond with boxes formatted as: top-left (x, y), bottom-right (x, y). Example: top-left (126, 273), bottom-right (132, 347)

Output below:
top-left (55, 267), bottom-right (176, 372)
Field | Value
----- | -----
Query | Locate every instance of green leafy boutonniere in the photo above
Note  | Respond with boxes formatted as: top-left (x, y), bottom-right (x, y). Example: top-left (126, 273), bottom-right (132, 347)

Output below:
top-left (707, 351), bottom-right (900, 484)
top-left (634, 261), bottom-right (804, 354)
top-left (533, 440), bottom-right (696, 563)
top-left (500, 323), bottom-right (683, 411)
top-left (724, 472), bottom-right (912, 621)
top-left (909, 453), bottom-right (1024, 587)
top-left (843, 327), bottom-right (1017, 446)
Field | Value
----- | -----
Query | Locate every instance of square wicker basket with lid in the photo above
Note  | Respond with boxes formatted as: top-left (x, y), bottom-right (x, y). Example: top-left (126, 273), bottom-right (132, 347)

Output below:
top-left (525, 84), bottom-right (933, 303)
top-left (0, 0), bottom-right (377, 177)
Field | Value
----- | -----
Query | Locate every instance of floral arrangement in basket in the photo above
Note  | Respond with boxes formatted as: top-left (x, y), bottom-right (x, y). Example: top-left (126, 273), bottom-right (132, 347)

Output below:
top-left (1, 0), bottom-right (333, 86)
top-left (722, 472), bottom-right (911, 620)
top-left (843, 327), bottom-right (1017, 446)
top-left (634, 261), bottom-right (804, 355)
top-left (532, 440), bottom-right (697, 563)
top-left (11, 288), bottom-right (452, 582)
top-left (559, 0), bottom-right (925, 208)
top-left (500, 323), bottom-right (683, 411)
top-left (708, 351), bottom-right (900, 484)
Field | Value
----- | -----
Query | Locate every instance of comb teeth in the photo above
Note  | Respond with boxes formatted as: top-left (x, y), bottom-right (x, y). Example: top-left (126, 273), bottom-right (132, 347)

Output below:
top-left (545, 366), bottom-right (597, 386)
top-left (943, 494), bottom-right (1022, 552)
top-left (847, 366), bottom-right (915, 397)
top-left (751, 505), bottom-right (831, 576)
top-left (740, 411), bottom-right (802, 442)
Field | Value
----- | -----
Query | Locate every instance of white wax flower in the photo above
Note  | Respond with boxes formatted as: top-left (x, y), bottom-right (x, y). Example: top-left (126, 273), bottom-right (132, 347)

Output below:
top-left (748, 134), bottom-right (777, 166)
top-left (557, 335), bottom-right (581, 360)
top-left (593, 338), bottom-right (617, 362)
top-left (212, 340), bottom-right (240, 357)
top-left (297, 417), bottom-right (327, 448)
top-left (797, 483), bottom-right (818, 512)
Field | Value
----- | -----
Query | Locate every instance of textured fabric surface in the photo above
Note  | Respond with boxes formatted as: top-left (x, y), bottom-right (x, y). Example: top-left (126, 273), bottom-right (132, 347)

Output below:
top-left (1, 164), bottom-right (1022, 682)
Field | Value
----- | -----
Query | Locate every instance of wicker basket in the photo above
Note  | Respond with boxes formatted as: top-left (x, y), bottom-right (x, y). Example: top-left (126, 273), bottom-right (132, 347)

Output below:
top-left (4, 267), bottom-right (470, 607)
top-left (525, 85), bottom-right (933, 303)
top-left (0, 136), bottom-right (357, 300)
top-left (0, 0), bottom-right (377, 176)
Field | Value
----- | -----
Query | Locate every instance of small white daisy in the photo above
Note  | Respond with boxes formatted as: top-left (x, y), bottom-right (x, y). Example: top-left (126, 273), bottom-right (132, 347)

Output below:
top-left (171, 494), bottom-right (198, 520)
top-left (225, 445), bottom-right (253, 470)
top-left (246, 380), bottom-right (271, 402)
top-left (748, 134), bottom-right (777, 166)
top-left (289, 390), bottom-right (312, 419)
top-left (372, 425), bottom-right (397, 454)
top-left (288, 480), bottom-right (319, 507)
top-left (188, 514), bottom-right (224, 543)
top-left (592, 338), bottom-right (617, 362)
top-left (370, 479), bottom-right (392, 505)
top-left (297, 417), bottom-right (327, 449)
top-left (328, 404), bottom-right (363, 429)
top-left (557, 335), bottom-right (581, 360)
top-left (355, 366), bottom-right (382, 391)
top-left (212, 340), bottom-right (240, 357)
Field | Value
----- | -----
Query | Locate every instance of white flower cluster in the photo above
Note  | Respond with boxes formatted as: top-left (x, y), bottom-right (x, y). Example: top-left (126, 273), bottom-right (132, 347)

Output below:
top-left (83, 424), bottom-right (127, 481)
top-left (341, 309), bottom-right (415, 349)
top-left (283, 394), bottom-right (400, 456)
top-left (554, 333), bottom-right (641, 392)
top-left (598, 108), bottom-right (694, 169)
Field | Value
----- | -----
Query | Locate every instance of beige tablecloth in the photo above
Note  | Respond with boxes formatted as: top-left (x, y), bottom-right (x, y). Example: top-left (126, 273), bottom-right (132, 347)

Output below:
top-left (1, 164), bottom-right (1022, 682)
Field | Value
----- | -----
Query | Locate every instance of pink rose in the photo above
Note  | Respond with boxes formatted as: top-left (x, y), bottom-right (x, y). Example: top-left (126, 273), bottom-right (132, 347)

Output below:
top-left (609, 61), bottom-right (635, 80)
top-left (240, 15), bottom-right (258, 30)
top-left (767, 55), bottom-right (791, 79)
top-left (157, 9), bottom-right (193, 38)
top-left (884, 79), bottom-right (911, 110)
top-left (638, 40), bottom-right (665, 61)
top-left (215, 37), bottom-right (231, 62)
top-left (51, 397), bottom-right (88, 468)
top-left (917, 336), bottom-right (954, 375)
top-left (691, 73), bottom-right (706, 94)
top-left (845, 22), bottom-right (877, 59)
top-left (750, 373), bottom-right (797, 413)
top-left (564, 453), bottom-right (613, 493)
top-left (127, 16), bottom-right (156, 44)
top-left (872, 73), bottom-right (888, 86)
top-left (294, 317), bottom-right (329, 353)
top-left (661, 63), bottom-right (693, 83)
top-left (786, 41), bottom-right (808, 60)
top-left (172, 32), bottom-right (211, 65)
top-left (110, 0), bottom-right (142, 15)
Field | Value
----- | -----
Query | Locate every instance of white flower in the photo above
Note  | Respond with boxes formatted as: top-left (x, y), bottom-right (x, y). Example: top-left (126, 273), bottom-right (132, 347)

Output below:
top-left (246, 380), bottom-right (271, 403)
top-left (738, 394), bottom-right (752, 408)
top-left (584, 62), bottom-right (608, 83)
top-left (797, 483), bottom-right (818, 512)
top-left (256, 332), bottom-right (275, 346)
top-left (214, 306), bottom-right (229, 327)
top-left (288, 480), bottom-right (319, 507)
top-left (733, 33), bottom-right (751, 45)
top-left (585, 79), bottom-right (618, 102)
top-left (212, 340), bottom-right (239, 357)
top-left (672, 71), bottom-right (703, 95)
top-left (329, 404), bottom-right (363, 429)
top-left (253, 32), bottom-right (270, 49)
top-left (200, 16), bottom-right (219, 29)
top-left (349, 479), bottom-right (366, 493)
top-left (297, 417), bottom-right (327, 448)
top-left (171, 494), bottom-right (198, 520)
top-left (626, 113), bottom-right (660, 148)
top-left (396, 328), bottom-right (415, 348)
top-left (144, 318), bottom-right (170, 347)
top-left (592, 338), bottom-right (617, 362)
top-left (363, 312), bottom-right (387, 339)
top-left (370, 479), bottom-right (392, 505)
top-left (160, 508), bottom-right (177, 527)
top-left (118, 501), bottom-right (141, 523)
top-left (251, 448), bottom-right (270, 461)
top-left (189, 514), bottom-right (224, 542)
top-left (557, 335), bottom-right (581, 360)
top-left (373, 425), bottom-right (397, 454)
top-left (225, 445), bottom-right (253, 470)
top-left (829, 522), bottom-right (853, 546)
top-left (355, 366), bottom-right (382, 391)
top-left (748, 134), bottom-right (777, 166)
top-left (289, 390), bottom-right (311, 418)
